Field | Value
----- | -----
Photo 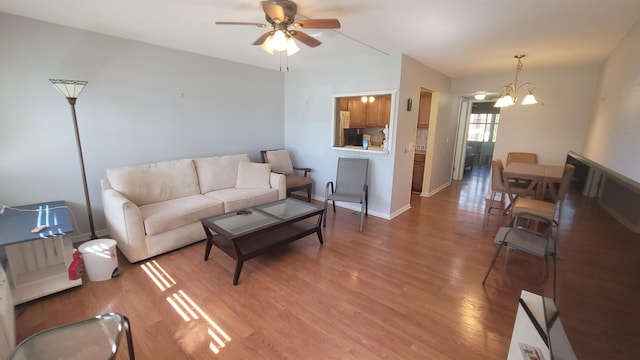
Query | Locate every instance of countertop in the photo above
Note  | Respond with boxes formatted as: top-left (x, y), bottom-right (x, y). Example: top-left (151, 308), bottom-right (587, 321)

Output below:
top-left (335, 145), bottom-right (389, 153)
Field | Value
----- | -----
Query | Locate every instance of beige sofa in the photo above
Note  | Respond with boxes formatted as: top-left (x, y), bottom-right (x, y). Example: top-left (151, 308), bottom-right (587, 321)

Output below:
top-left (101, 154), bottom-right (286, 263)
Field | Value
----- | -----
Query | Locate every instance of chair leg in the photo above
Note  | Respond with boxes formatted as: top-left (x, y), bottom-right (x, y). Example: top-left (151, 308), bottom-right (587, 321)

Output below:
top-left (306, 185), bottom-right (312, 202)
top-left (359, 202), bottom-right (365, 232)
top-left (322, 198), bottom-right (328, 227)
top-left (482, 243), bottom-right (505, 285)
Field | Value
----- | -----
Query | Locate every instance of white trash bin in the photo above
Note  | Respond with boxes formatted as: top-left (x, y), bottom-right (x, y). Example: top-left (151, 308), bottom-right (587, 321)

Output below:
top-left (79, 239), bottom-right (119, 281)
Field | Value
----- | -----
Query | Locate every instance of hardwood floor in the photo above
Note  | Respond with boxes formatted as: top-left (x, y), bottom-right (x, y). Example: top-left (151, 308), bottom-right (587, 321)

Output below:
top-left (14, 166), bottom-right (640, 359)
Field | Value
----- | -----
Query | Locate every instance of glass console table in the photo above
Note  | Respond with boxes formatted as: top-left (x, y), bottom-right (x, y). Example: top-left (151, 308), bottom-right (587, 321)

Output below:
top-left (0, 201), bottom-right (82, 304)
top-left (8, 313), bottom-right (134, 359)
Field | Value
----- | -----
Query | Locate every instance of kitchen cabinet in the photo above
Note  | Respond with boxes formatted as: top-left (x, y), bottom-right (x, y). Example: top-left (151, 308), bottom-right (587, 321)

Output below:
top-left (346, 95), bottom-right (391, 128)
top-left (347, 98), bottom-right (367, 128)
top-left (366, 96), bottom-right (391, 128)
top-left (412, 153), bottom-right (426, 192)
top-left (418, 92), bottom-right (431, 128)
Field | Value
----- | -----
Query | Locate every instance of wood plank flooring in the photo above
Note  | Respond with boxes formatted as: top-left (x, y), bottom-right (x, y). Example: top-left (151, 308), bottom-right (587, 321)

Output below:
top-left (13, 166), bottom-right (640, 359)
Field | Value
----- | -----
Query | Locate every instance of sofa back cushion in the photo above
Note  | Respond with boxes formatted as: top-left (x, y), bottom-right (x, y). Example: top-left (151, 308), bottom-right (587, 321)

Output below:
top-left (236, 162), bottom-right (272, 189)
top-left (107, 159), bottom-right (200, 206)
top-left (194, 154), bottom-right (250, 193)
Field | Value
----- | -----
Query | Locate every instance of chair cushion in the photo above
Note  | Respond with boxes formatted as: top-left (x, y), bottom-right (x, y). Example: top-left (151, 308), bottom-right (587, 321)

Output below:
top-left (265, 150), bottom-right (294, 175)
top-left (286, 174), bottom-right (312, 188)
top-left (236, 162), bottom-right (272, 189)
top-left (513, 198), bottom-right (555, 221)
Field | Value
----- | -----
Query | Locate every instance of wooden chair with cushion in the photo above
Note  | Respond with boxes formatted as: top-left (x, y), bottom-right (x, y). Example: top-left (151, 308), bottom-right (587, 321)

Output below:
top-left (484, 158), bottom-right (531, 227)
top-left (261, 150), bottom-right (312, 202)
top-left (511, 164), bottom-right (576, 234)
top-left (506, 152), bottom-right (538, 186)
top-left (506, 152), bottom-right (537, 165)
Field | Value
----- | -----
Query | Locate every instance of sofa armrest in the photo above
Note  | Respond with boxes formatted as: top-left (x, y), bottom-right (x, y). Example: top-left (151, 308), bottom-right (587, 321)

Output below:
top-left (270, 172), bottom-right (287, 200)
top-left (101, 179), bottom-right (147, 262)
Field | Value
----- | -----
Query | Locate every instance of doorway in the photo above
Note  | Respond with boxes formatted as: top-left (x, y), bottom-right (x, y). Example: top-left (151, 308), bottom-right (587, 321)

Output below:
top-left (453, 100), bottom-right (500, 180)
top-left (466, 101), bottom-right (500, 169)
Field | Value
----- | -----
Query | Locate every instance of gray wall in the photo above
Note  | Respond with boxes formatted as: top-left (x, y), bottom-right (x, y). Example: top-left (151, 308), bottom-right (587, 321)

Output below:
top-left (0, 13), bottom-right (284, 238)
top-left (584, 17), bottom-right (640, 182)
top-left (283, 53), bottom-right (403, 217)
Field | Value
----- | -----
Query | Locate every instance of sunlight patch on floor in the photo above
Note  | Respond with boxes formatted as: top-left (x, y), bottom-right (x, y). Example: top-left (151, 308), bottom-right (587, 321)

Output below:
top-left (141, 261), bottom-right (231, 355)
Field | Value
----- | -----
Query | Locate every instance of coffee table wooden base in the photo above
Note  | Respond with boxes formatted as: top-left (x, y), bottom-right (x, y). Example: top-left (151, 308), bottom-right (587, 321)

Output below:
top-left (201, 200), bottom-right (324, 285)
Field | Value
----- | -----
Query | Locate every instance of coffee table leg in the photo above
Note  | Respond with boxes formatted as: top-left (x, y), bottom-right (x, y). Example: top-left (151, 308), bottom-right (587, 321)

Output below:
top-left (315, 213), bottom-right (324, 244)
top-left (202, 225), bottom-right (213, 261)
top-left (233, 260), bottom-right (244, 285)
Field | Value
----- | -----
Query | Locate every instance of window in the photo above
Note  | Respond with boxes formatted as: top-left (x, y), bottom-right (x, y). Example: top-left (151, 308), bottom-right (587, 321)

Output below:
top-left (467, 113), bottom-right (500, 143)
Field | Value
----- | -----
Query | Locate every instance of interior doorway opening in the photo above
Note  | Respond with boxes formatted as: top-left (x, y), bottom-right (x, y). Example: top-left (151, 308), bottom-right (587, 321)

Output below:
top-left (466, 101), bottom-right (500, 169)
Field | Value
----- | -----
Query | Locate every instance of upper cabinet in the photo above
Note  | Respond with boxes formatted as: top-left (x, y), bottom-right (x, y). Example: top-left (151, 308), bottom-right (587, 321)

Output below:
top-left (366, 96), bottom-right (391, 128)
top-left (347, 98), bottom-right (368, 128)
top-left (417, 92), bottom-right (432, 128)
top-left (343, 95), bottom-right (392, 128)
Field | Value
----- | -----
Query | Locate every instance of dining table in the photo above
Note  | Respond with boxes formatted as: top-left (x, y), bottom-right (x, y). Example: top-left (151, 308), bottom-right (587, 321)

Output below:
top-left (503, 162), bottom-right (565, 202)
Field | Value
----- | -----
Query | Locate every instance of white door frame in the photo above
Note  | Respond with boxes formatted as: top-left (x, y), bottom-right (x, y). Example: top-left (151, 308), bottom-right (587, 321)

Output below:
top-left (452, 98), bottom-right (472, 180)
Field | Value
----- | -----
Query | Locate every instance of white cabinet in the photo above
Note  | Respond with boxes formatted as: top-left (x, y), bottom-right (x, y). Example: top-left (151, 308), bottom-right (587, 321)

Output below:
top-left (0, 201), bottom-right (82, 305)
top-left (5, 235), bottom-right (81, 305)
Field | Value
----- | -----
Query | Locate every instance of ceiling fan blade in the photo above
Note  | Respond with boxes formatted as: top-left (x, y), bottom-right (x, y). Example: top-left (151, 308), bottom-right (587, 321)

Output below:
top-left (290, 30), bottom-right (321, 48)
top-left (252, 31), bottom-right (273, 45)
top-left (215, 21), bottom-right (269, 28)
top-left (262, 1), bottom-right (286, 23)
top-left (294, 19), bottom-right (341, 29)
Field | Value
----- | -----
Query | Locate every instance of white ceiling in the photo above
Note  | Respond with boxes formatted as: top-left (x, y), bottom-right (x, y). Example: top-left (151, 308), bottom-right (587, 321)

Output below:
top-left (2, 0), bottom-right (640, 77)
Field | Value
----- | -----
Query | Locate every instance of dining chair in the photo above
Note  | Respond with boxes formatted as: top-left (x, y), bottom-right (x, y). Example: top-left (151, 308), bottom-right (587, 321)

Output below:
top-left (511, 164), bottom-right (575, 233)
top-left (484, 158), bottom-right (530, 226)
top-left (506, 152), bottom-right (538, 186)
top-left (323, 158), bottom-right (368, 232)
top-left (482, 223), bottom-right (557, 300)
top-left (506, 152), bottom-right (537, 165)
top-left (261, 149), bottom-right (312, 202)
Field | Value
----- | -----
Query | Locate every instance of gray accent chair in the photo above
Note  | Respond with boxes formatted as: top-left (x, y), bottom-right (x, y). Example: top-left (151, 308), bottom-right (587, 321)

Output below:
top-left (323, 158), bottom-right (368, 232)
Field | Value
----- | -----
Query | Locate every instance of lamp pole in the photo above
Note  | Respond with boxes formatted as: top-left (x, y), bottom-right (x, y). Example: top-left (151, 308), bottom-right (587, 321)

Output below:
top-left (50, 79), bottom-right (97, 240)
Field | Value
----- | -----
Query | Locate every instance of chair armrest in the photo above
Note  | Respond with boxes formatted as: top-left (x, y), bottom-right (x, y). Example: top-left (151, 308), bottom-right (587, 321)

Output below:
top-left (293, 166), bottom-right (312, 177)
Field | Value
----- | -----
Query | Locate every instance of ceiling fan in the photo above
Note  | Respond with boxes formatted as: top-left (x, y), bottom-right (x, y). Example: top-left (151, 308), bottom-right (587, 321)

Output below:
top-left (216, 0), bottom-right (341, 55)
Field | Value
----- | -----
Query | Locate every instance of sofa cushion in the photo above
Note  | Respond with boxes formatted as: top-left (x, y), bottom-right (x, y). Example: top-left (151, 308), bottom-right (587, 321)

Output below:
top-left (107, 159), bottom-right (200, 206)
top-left (236, 188), bottom-right (279, 207)
top-left (204, 189), bottom-right (254, 212)
top-left (140, 195), bottom-right (224, 236)
top-left (194, 154), bottom-right (250, 193)
top-left (236, 162), bottom-right (272, 189)
top-left (265, 150), bottom-right (294, 175)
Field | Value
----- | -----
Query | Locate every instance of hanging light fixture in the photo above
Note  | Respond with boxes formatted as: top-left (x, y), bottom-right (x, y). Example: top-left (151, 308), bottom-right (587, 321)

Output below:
top-left (260, 28), bottom-right (300, 56)
top-left (494, 55), bottom-right (538, 107)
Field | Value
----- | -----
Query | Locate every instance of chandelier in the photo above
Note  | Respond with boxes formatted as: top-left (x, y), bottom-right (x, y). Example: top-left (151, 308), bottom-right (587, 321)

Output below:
top-left (494, 55), bottom-right (538, 107)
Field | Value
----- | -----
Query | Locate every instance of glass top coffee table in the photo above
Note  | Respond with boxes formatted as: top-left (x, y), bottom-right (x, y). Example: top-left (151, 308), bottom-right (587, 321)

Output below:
top-left (8, 313), bottom-right (134, 359)
top-left (200, 198), bottom-right (324, 285)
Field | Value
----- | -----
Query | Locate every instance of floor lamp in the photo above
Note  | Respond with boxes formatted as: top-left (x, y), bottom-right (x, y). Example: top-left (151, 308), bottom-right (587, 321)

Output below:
top-left (49, 79), bottom-right (97, 240)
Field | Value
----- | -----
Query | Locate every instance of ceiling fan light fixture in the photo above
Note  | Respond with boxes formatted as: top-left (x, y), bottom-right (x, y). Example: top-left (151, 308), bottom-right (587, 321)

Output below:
top-left (286, 37), bottom-right (300, 56)
top-left (272, 30), bottom-right (287, 51)
top-left (260, 35), bottom-right (275, 54)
